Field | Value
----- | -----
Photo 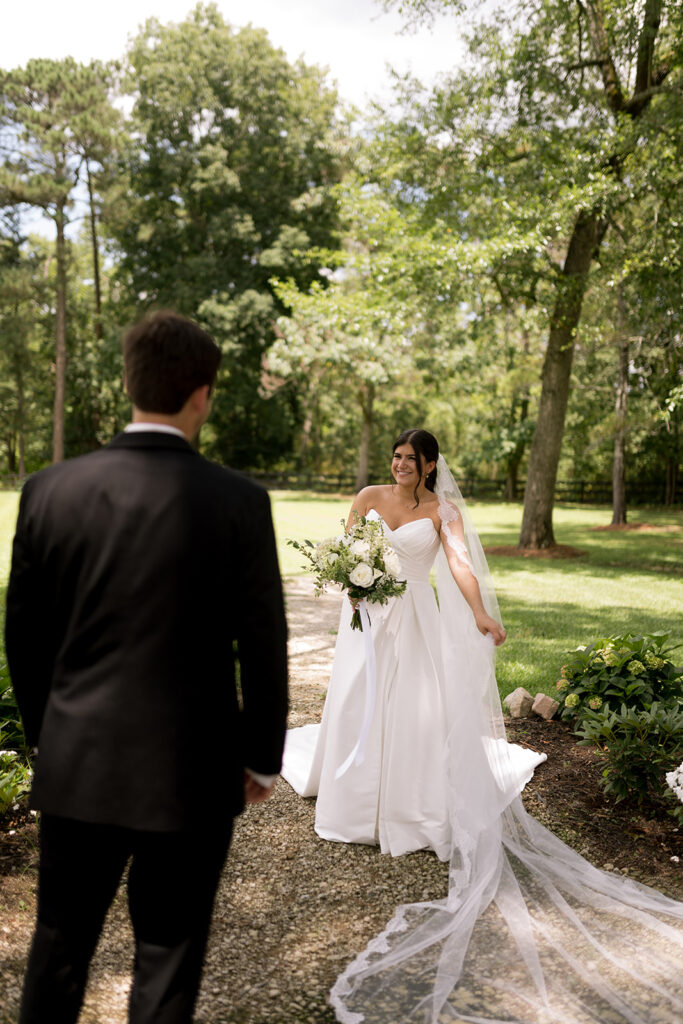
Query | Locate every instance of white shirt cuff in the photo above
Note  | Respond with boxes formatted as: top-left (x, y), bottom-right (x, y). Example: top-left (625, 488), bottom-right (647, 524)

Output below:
top-left (245, 767), bottom-right (276, 789)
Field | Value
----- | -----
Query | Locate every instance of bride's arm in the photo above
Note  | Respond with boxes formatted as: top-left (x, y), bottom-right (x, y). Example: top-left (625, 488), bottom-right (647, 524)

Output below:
top-left (439, 512), bottom-right (506, 646)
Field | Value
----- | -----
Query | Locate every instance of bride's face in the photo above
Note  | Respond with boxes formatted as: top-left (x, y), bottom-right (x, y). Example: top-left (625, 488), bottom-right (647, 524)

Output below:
top-left (392, 444), bottom-right (422, 487)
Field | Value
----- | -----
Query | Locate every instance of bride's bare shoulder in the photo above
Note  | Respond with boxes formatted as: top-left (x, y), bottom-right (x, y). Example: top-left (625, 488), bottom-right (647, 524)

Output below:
top-left (353, 484), bottom-right (392, 513)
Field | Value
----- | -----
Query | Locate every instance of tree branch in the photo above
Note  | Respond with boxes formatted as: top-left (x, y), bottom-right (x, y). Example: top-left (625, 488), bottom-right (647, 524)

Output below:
top-left (625, 80), bottom-right (671, 114)
top-left (584, 0), bottom-right (627, 115)
top-left (634, 0), bottom-right (662, 97)
top-left (565, 59), bottom-right (603, 71)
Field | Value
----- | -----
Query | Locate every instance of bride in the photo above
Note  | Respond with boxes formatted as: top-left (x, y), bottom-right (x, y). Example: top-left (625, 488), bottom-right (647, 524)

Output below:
top-left (283, 428), bottom-right (544, 860)
top-left (283, 428), bottom-right (683, 1024)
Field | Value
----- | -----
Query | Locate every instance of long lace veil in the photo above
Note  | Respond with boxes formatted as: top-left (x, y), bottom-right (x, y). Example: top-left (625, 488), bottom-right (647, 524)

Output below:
top-left (330, 455), bottom-right (683, 1024)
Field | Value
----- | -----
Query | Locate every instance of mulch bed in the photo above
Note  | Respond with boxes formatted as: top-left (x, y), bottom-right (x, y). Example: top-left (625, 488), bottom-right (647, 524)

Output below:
top-left (506, 715), bottom-right (682, 899)
top-left (590, 523), bottom-right (681, 533)
top-left (485, 544), bottom-right (587, 558)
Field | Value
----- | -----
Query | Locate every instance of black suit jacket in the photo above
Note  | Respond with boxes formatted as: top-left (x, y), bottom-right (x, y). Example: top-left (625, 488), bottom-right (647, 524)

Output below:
top-left (4, 431), bottom-right (288, 830)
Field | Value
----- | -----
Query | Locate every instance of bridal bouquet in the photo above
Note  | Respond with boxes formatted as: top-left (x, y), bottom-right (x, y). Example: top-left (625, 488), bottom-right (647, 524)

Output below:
top-left (288, 515), bottom-right (406, 630)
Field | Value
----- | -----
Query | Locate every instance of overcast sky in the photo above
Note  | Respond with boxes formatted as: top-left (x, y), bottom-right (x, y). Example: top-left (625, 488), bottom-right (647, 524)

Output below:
top-left (3, 0), bottom-right (464, 109)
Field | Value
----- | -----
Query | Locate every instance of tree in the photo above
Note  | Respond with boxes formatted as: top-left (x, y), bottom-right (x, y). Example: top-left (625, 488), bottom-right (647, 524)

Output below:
top-left (0, 58), bottom-right (121, 462)
top-left (0, 216), bottom-right (52, 477)
top-left (265, 178), bottom-right (469, 487)
top-left (384, 0), bottom-right (681, 544)
top-left (110, 3), bottom-right (344, 468)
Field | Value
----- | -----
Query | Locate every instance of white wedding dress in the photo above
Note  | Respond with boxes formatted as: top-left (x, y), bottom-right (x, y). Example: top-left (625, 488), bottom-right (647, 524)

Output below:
top-left (283, 461), bottom-right (683, 1024)
top-left (282, 510), bottom-right (545, 861)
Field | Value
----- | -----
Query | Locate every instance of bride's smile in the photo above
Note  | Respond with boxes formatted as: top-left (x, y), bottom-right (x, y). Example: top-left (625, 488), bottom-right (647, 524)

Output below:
top-left (392, 448), bottom-right (419, 483)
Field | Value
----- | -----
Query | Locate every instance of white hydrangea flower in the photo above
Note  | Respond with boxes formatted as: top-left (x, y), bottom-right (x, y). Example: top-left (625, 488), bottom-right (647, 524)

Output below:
top-left (665, 762), bottom-right (683, 804)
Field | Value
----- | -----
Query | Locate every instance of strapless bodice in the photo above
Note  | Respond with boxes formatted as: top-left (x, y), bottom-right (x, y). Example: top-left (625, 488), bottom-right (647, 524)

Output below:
top-left (367, 509), bottom-right (440, 583)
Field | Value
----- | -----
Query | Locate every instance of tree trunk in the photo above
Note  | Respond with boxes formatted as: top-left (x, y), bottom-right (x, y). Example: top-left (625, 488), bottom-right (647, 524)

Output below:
top-left (611, 293), bottom-right (628, 525)
top-left (504, 390), bottom-right (529, 502)
top-left (297, 369), bottom-right (322, 470)
top-left (519, 210), bottom-right (604, 548)
top-left (17, 363), bottom-right (26, 479)
top-left (665, 456), bottom-right (678, 506)
top-left (86, 159), bottom-right (103, 343)
top-left (355, 385), bottom-right (374, 492)
top-left (517, 1), bottom-right (667, 547)
top-left (298, 408), bottom-right (314, 470)
top-left (7, 435), bottom-right (17, 477)
top-left (52, 200), bottom-right (67, 464)
top-left (504, 464), bottom-right (517, 502)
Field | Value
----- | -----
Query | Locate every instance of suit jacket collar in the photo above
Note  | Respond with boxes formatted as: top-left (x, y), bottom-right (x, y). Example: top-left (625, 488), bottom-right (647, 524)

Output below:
top-left (107, 431), bottom-right (198, 455)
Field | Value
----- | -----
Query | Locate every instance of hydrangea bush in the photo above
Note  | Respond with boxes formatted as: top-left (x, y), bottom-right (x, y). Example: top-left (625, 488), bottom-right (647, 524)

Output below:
top-left (554, 633), bottom-right (683, 817)
top-left (0, 742), bottom-right (32, 817)
top-left (555, 632), bottom-right (681, 722)
top-left (0, 660), bottom-right (26, 751)
top-left (575, 702), bottom-right (683, 814)
top-left (0, 661), bottom-right (33, 818)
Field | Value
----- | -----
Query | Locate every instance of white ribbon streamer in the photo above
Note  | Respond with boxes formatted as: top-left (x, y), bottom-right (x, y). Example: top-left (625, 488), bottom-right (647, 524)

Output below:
top-left (335, 600), bottom-right (376, 779)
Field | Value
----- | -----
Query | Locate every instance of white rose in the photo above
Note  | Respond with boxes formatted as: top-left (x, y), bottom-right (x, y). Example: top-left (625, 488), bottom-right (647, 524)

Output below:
top-left (349, 539), bottom-right (371, 558)
top-left (384, 550), bottom-right (403, 578)
top-left (349, 562), bottom-right (374, 588)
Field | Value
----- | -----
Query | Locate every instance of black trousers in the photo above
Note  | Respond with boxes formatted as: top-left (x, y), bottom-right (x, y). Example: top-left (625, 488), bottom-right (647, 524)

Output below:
top-left (19, 813), bottom-right (233, 1024)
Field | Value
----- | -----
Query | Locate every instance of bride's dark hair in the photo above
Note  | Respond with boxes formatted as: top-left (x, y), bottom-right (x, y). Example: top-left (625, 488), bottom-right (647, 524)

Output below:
top-left (392, 428), bottom-right (439, 507)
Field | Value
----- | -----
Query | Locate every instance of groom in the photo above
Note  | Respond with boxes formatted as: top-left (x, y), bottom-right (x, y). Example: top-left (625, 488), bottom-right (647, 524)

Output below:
top-left (5, 310), bottom-right (288, 1023)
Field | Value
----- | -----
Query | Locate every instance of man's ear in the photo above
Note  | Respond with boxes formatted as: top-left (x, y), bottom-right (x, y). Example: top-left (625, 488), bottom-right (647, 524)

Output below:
top-left (194, 384), bottom-right (211, 407)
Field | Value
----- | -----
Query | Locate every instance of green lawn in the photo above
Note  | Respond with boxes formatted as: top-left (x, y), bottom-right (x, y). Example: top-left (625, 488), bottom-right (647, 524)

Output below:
top-left (0, 491), bottom-right (19, 585)
top-left (2, 489), bottom-right (681, 702)
top-left (273, 491), bottom-right (683, 700)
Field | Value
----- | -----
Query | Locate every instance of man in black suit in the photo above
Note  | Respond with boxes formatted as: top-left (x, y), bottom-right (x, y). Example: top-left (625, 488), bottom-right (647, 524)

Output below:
top-left (5, 311), bottom-right (288, 1024)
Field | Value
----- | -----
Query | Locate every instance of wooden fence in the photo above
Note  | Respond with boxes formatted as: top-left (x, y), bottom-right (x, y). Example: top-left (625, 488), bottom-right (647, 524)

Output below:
top-left (249, 471), bottom-right (682, 505)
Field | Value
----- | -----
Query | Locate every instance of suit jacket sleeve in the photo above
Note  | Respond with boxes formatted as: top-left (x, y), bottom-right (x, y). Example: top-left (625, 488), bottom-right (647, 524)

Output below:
top-left (234, 488), bottom-right (288, 775)
top-left (4, 479), bottom-right (54, 748)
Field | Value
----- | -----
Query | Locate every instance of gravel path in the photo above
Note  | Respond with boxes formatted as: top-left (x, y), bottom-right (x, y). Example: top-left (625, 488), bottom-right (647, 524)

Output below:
top-left (0, 578), bottom-right (449, 1024)
top-left (3, 578), bottom-right (682, 1023)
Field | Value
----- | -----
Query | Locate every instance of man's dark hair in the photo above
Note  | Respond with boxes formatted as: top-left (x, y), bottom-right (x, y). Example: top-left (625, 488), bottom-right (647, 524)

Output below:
top-left (123, 311), bottom-right (222, 414)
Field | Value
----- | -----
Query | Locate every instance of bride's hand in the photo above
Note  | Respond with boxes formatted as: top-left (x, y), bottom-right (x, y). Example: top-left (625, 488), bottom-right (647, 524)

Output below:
top-left (475, 611), bottom-right (506, 646)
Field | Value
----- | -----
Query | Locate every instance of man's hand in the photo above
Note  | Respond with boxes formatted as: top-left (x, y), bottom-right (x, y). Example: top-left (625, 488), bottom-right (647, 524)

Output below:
top-left (244, 772), bottom-right (275, 804)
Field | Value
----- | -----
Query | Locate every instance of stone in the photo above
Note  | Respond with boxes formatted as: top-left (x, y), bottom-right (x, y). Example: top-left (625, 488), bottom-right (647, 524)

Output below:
top-left (503, 687), bottom-right (534, 718)
top-left (532, 692), bottom-right (560, 720)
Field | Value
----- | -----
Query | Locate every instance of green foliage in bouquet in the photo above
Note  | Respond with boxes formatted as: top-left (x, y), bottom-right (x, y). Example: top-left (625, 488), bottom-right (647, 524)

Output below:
top-left (555, 632), bottom-right (682, 723)
top-left (288, 514), bottom-right (407, 630)
top-left (574, 702), bottom-right (683, 819)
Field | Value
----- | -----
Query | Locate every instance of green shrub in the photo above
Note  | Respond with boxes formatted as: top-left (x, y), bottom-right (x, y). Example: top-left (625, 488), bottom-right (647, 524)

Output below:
top-left (555, 632), bottom-right (682, 723)
top-left (575, 702), bottom-right (683, 818)
top-left (0, 660), bottom-right (27, 753)
top-left (0, 737), bottom-right (32, 817)
top-left (0, 663), bottom-right (33, 818)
